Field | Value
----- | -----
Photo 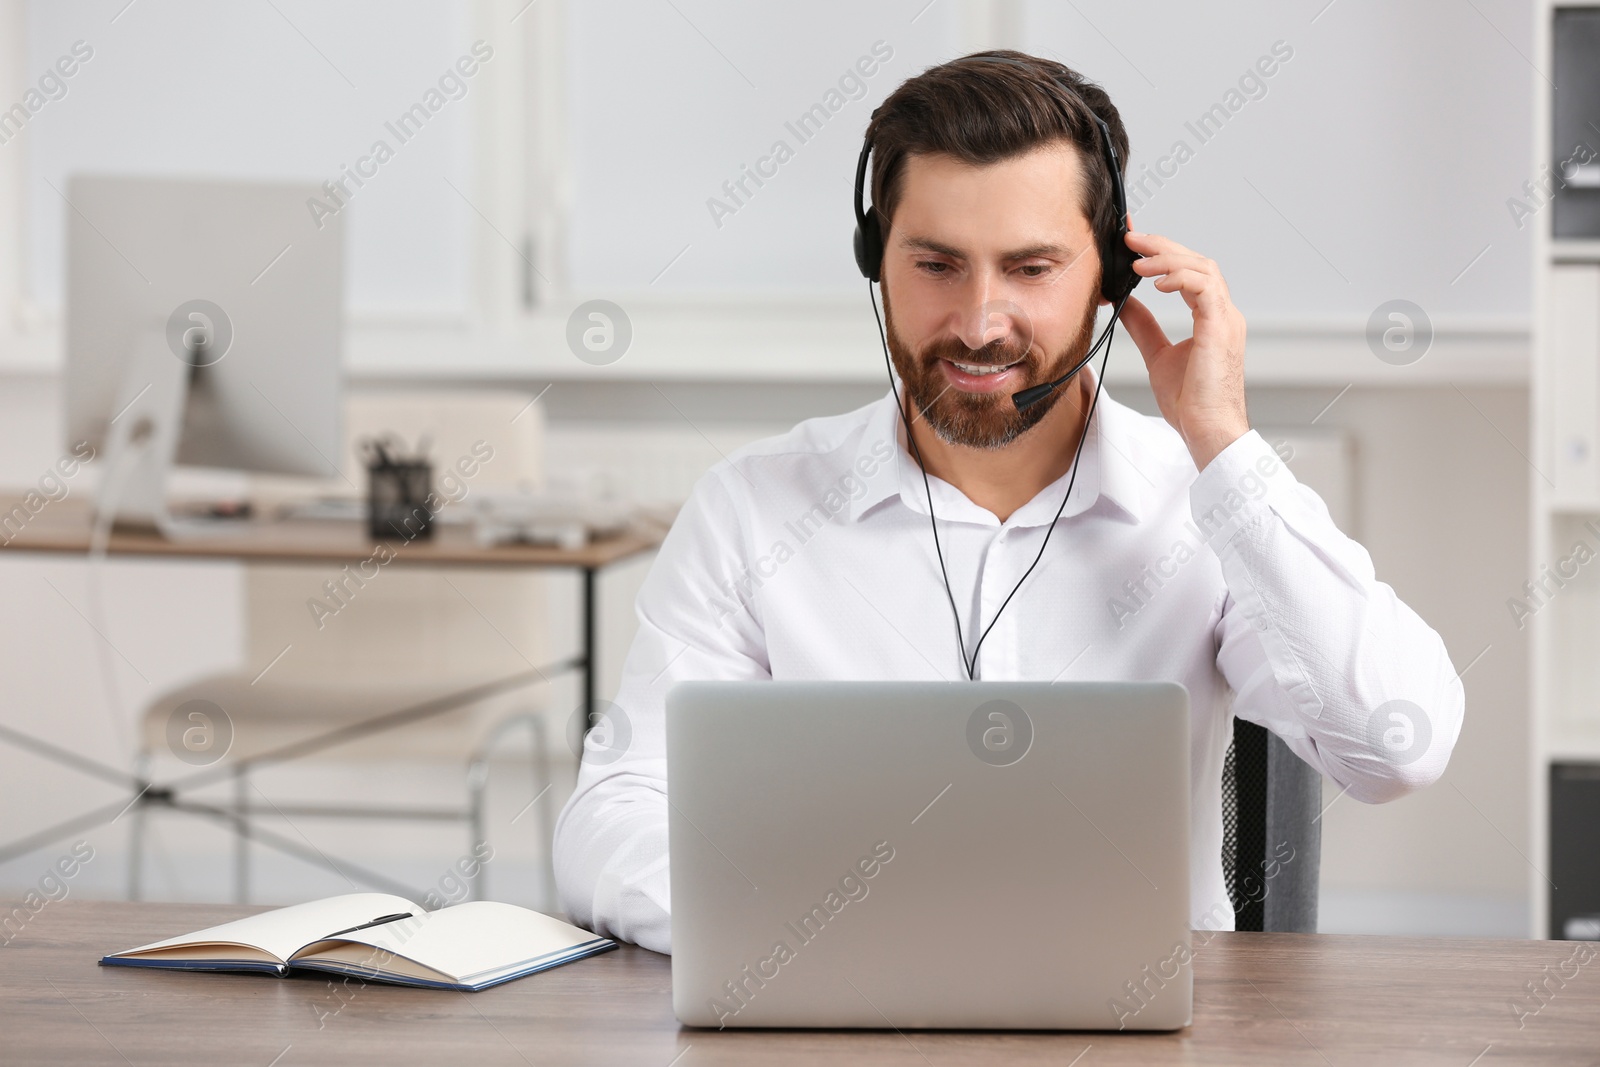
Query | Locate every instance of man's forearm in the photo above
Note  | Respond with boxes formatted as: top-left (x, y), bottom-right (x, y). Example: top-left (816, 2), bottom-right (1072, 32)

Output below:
top-left (1194, 431), bottom-right (1465, 798)
top-left (553, 778), bottom-right (672, 954)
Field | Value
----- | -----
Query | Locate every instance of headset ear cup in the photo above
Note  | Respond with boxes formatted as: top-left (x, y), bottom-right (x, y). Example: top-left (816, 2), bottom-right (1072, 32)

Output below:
top-left (1100, 227), bottom-right (1141, 303)
top-left (854, 212), bottom-right (883, 283)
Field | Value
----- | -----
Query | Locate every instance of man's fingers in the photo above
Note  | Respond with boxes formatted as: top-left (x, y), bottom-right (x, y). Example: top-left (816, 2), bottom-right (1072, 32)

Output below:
top-left (1126, 229), bottom-right (1202, 260)
top-left (1151, 267), bottom-right (1231, 312)
top-left (1116, 295), bottom-right (1171, 365)
top-left (1133, 251), bottom-right (1213, 279)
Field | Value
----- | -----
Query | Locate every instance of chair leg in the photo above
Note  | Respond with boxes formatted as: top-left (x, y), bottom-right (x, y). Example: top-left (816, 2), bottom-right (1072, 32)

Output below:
top-left (465, 710), bottom-right (559, 910)
top-left (528, 716), bottom-right (558, 913)
top-left (127, 752), bottom-right (150, 902)
top-left (234, 766), bottom-right (249, 905)
top-left (467, 757), bottom-right (489, 903)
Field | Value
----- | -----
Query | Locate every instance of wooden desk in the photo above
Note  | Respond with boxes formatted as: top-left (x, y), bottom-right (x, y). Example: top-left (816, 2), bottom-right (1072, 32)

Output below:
top-left (5, 902), bottom-right (1598, 1065)
top-left (0, 495), bottom-right (666, 568)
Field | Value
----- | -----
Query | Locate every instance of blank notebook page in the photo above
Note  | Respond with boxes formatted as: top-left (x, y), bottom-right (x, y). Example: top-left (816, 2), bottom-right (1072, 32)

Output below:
top-left (325, 901), bottom-right (601, 981)
top-left (119, 893), bottom-right (417, 963)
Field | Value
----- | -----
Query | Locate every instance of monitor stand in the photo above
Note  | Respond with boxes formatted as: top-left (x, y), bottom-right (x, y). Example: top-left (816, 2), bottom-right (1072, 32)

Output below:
top-left (93, 331), bottom-right (250, 540)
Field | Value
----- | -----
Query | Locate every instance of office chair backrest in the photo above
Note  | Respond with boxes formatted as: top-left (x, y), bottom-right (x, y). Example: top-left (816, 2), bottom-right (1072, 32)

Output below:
top-left (1222, 717), bottom-right (1322, 932)
top-left (245, 390), bottom-right (548, 688)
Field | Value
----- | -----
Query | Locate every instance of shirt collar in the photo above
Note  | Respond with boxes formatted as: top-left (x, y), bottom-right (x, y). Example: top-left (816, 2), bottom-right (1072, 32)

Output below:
top-left (848, 362), bottom-right (1147, 527)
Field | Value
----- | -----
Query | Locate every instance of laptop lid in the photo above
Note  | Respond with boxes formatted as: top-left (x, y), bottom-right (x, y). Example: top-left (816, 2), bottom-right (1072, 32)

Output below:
top-left (667, 680), bottom-right (1192, 1030)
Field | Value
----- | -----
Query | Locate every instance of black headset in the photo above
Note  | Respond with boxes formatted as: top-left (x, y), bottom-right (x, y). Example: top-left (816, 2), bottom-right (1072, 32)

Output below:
top-left (852, 57), bottom-right (1143, 680)
top-left (852, 62), bottom-right (1141, 304)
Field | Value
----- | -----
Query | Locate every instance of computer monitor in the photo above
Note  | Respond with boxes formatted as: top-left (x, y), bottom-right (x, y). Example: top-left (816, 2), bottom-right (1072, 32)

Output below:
top-left (63, 175), bottom-right (342, 530)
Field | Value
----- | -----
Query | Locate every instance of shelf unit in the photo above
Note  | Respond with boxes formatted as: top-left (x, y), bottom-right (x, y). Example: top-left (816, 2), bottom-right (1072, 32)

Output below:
top-left (1531, 0), bottom-right (1600, 940)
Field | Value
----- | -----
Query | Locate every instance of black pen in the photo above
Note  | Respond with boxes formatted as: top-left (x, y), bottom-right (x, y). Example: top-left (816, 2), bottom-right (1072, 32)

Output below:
top-left (324, 912), bottom-right (415, 938)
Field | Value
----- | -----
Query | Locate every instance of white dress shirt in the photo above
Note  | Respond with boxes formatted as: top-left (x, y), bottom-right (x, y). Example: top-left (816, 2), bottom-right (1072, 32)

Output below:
top-left (553, 368), bottom-right (1465, 954)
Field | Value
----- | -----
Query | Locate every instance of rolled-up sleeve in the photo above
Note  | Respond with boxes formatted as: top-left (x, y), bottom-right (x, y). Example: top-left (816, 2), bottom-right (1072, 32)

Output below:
top-left (1191, 430), bottom-right (1464, 803)
top-left (552, 466), bottom-right (769, 954)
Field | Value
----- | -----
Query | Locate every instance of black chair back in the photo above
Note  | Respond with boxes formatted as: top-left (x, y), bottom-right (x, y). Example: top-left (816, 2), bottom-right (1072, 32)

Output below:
top-left (1222, 718), bottom-right (1321, 932)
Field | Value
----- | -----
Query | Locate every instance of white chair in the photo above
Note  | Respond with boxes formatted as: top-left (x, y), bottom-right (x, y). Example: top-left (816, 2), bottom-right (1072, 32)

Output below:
top-left (132, 390), bottom-right (559, 907)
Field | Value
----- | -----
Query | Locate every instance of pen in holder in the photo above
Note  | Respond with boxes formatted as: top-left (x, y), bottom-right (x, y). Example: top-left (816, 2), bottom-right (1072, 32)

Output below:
top-left (364, 435), bottom-right (433, 541)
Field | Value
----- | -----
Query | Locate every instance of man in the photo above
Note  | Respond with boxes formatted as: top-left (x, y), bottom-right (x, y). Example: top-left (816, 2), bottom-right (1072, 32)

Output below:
top-left (553, 51), bottom-right (1463, 954)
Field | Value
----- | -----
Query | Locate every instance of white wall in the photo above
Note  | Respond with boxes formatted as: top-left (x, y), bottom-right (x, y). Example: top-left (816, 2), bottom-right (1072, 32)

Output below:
top-left (23, 0), bottom-right (476, 318)
top-left (2, 0), bottom-right (1534, 376)
top-left (1023, 0), bottom-right (1533, 326)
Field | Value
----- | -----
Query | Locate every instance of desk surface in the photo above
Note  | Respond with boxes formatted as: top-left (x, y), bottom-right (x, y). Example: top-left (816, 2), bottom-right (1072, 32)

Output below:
top-left (4, 902), bottom-right (1597, 1065)
top-left (0, 495), bottom-right (665, 568)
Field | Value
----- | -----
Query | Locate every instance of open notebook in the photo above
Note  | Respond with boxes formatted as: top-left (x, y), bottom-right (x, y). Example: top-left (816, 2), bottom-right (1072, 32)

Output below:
top-left (100, 893), bottom-right (617, 991)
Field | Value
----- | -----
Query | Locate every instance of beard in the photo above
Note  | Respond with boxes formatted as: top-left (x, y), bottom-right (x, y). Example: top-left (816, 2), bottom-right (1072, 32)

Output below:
top-left (883, 288), bottom-right (1100, 450)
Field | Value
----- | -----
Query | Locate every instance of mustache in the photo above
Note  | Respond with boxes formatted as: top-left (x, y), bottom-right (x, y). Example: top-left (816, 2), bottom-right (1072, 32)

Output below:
top-left (919, 335), bottom-right (1034, 367)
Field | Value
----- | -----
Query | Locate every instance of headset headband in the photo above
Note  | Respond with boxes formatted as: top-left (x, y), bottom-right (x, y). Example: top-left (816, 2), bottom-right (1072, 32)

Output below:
top-left (852, 55), bottom-right (1140, 302)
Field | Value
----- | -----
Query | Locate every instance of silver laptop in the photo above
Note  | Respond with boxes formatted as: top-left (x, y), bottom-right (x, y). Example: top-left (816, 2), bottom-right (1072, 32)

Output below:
top-left (666, 680), bottom-right (1192, 1031)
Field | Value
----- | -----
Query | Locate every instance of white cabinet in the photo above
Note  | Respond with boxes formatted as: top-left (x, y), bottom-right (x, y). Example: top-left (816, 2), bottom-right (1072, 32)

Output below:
top-left (1531, 0), bottom-right (1600, 941)
top-left (1546, 265), bottom-right (1600, 507)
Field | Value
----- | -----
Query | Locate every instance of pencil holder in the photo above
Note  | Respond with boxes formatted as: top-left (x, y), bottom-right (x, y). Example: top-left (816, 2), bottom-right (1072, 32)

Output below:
top-left (368, 459), bottom-right (433, 541)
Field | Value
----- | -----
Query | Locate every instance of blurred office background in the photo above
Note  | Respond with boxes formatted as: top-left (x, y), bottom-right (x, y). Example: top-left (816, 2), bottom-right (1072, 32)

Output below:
top-left (0, 0), bottom-right (1541, 936)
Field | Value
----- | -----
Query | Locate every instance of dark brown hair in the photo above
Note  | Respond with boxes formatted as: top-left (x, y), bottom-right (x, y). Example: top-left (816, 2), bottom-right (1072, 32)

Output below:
top-left (865, 50), bottom-right (1129, 267)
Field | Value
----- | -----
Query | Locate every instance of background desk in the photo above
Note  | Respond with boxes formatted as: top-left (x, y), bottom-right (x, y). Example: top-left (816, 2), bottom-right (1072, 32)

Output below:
top-left (0, 495), bottom-right (667, 728)
top-left (0, 496), bottom-right (665, 899)
top-left (5, 902), bottom-right (1598, 1065)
